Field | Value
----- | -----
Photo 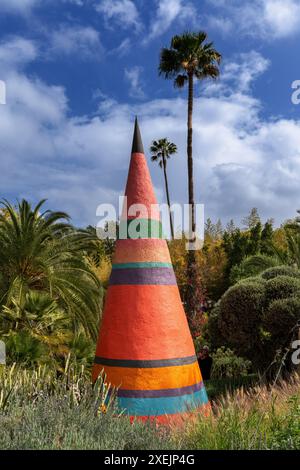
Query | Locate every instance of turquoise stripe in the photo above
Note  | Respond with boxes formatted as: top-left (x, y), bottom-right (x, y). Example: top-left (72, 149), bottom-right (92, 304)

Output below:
top-left (115, 388), bottom-right (208, 416)
top-left (112, 262), bottom-right (172, 270)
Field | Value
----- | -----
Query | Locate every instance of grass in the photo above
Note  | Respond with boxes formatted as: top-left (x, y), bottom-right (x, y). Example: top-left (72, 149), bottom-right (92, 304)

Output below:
top-left (183, 376), bottom-right (300, 450)
top-left (205, 374), bottom-right (258, 400)
top-left (0, 364), bottom-right (299, 450)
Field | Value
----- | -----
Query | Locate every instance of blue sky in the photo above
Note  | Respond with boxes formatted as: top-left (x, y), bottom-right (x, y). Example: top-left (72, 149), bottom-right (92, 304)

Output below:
top-left (0, 0), bottom-right (300, 229)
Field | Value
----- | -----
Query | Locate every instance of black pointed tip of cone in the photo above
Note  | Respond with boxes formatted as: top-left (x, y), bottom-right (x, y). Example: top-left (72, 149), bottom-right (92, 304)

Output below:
top-left (131, 116), bottom-right (144, 154)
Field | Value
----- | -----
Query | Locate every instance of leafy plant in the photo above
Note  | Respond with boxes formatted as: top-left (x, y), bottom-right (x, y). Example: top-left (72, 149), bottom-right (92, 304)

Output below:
top-left (210, 265), bottom-right (300, 373)
top-left (230, 254), bottom-right (279, 284)
top-left (0, 199), bottom-right (102, 342)
top-left (211, 348), bottom-right (252, 379)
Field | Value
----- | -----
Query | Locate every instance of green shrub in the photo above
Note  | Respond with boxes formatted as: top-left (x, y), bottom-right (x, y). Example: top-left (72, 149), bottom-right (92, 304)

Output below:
top-left (207, 268), bottom-right (300, 372)
top-left (230, 255), bottom-right (278, 284)
top-left (5, 331), bottom-right (48, 366)
top-left (218, 280), bottom-right (265, 356)
top-left (264, 276), bottom-right (300, 305)
top-left (261, 265), bottom-right (300, 280)
top-left (264, 297), bottom-right (300, 340)
top-left (204, 303), bottom-right (230, 351)
top-left (211, 347), bottom-right (252, 379)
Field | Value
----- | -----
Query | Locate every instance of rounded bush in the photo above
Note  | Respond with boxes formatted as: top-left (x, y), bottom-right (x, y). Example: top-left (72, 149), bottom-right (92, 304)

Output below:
top-left (207, 267), bottom-right (300, 372)
top-left (264, 297), bottom-right (300, 339)
top-left (218, 280), bottom-right (265, 354)
top-left (261, 265), bottom-right (300, 281)
top-left (237, 276), bottom-right (265, 285)
top-left (265, 276), bottom-right (300, 306)
top-left (205, 303), bottom-right (229, 351)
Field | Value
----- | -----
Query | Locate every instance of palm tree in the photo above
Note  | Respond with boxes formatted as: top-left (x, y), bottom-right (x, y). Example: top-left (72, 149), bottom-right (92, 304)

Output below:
top-left (273, 211), bottom-right (300, 268)
top-left (284, 229), bottom-right (300, 268)
top-left (159, 31), bottom-right (221, 321)
top-left (0, 199), bottom-right (102, 341)
top-left (159, 31), bottom-right (221, 245)
top-left (3, 291), bottom-right (72, 365)
top-left (150, 138), bottom-right (177, 239)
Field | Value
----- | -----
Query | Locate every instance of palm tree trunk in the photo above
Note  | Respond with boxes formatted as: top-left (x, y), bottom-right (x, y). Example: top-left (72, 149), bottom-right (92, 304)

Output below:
top-left (187, 71), bottom-right (195, 244)
top-left (162, 153), bottom-right (174, 239)
top-left (185, 71), bottom-right (203, 326)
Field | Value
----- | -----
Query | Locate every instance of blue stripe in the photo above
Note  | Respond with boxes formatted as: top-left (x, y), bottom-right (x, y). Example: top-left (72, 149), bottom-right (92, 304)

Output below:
top-left (115, 388), bottom-right (208, 416)
top-left (109, 267), bottom-right (176, 286)
top-left (117, 382), bottom-right (204, 398)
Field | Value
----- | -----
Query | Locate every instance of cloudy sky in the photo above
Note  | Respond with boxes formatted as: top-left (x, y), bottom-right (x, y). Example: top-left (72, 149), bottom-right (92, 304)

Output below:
top-left (0, 0), bottom-right (300, 229)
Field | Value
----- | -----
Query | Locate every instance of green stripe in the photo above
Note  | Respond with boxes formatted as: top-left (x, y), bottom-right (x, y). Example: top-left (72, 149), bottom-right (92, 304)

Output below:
top-left (118, 219), bottom-right (164, 239)
top-left (112, 262), bottom-right (172, 269)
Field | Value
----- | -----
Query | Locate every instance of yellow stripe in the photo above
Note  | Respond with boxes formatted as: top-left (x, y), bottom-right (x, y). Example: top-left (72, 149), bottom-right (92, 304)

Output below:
top-left (92, 361), bottom-right (202, 390)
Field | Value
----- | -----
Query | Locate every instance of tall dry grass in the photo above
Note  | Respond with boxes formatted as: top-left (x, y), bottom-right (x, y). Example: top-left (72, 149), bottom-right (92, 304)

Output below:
top-left (182, 374), bottom-right (300, 449)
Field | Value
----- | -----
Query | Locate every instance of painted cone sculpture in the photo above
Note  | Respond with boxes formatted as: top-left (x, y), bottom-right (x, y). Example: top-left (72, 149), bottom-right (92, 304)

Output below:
top-left (92, 118), bottom-right (209, 424)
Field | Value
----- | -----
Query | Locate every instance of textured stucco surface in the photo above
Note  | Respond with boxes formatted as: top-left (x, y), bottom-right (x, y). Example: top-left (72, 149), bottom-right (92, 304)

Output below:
top-left (92, 123), bottom-right (208, 420)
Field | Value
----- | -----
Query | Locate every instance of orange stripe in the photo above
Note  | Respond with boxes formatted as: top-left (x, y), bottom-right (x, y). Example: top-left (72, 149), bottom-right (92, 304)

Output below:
top-left (95, 285), bottom-right (195, 360)
top-left (113, 239), bottom-right (171, 264)
top-left (92, 361), bottom-right (202, 389)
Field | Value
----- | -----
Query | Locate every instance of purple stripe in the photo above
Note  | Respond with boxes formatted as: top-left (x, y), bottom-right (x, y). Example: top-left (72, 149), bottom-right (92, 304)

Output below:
top-left (109, 267), bottom-right (176, 285)
top-left (116, 382), bottom-right (204, 398)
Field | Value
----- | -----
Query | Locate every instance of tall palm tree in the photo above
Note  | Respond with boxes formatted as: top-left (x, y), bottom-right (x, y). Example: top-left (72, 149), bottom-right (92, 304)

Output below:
top-left (159, 31), bottom-right (221, 321)
top-left (150, 138), bottom-right (177, 239)
top-left (0, 199), bottom-right (102, 341)
top-left (159, 31), bottom-right (221, 245)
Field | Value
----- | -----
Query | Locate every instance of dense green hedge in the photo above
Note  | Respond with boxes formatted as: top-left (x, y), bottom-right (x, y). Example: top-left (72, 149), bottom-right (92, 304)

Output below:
top-left (264, 275), bottom-right (300, 304)
top-left (218, 281), bottom-right (265, 357)
top-left (264, 297), bottom-right (300, 339)
top-left (208, 266), bottom-right (300, 372)
top-left (261, 265), bottom-right (300, 280)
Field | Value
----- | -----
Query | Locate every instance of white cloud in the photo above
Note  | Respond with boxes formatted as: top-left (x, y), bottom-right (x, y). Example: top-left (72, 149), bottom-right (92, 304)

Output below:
top-left (146, 0), bottom-right (196, 42)
top-left (63, 0), bottom-right (84, 5)
top-left (95, 0), bottom-right (141, 31)
top-left (47, 25), bottom-right (103, 59)
top-left (224, 51), bottom-right (270, 93)
top-left (110, 38), bottom-right (132, 57)
top-left (263, 0), bottom-right (300, 37)
top-left (0, 37), bottom-right (38, 70)
top-left (124, 66), bottom-right (145, 99)
top-left (206, 0), bottom-right (300, 39)
top-left (0, 0), bottom-right (39, 14)
top-left (204, 51), bottom-right (270, 95)
top-left (1, 41), bottom-right (300, 227)
top-left (205, 15), bottom-right (233, 36)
